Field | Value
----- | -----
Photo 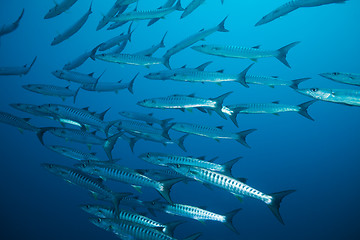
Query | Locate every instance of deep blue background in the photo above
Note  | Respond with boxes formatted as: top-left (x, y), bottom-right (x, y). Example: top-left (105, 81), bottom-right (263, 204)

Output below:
top-left (1, 0), bottom-right (359, 239)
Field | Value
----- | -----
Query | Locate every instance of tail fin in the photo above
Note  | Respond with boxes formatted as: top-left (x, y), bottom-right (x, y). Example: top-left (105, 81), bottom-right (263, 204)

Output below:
top-left (90, 44), bottom-right (102, 61)
top-left (217, 16), bottom-right (229, 32)
top-left (227, 106), bottom-right (247, 128)
top-left (174, 0), bottom-right (184, 11)
top-left (148, 18), bottom-right (160, 26)
top-left (235, 129), bottom-right (256, 148)
top-left (15, 9), bottom-right (25, 24)
top-left (73, 87), bottom-right (80, 104)
top-left (127, 73), bottom-right (138, 94)
top-left (36, 127), bottom-right (54, 145)
top-left (94, 70), bottom-right (106, 89)
top-left (163, 55), bottom-right (171, 69)
top-left (112, 192), bottom-right (133, 214)
top-left (289, 77), bottom-right (310, 90)
top-left (159, 32), bottom-right (167, 48)
top-left (267, 190), bottom-right (296, 225)
top-left (237, 63), bottom-right (254, 88)
top-left (195, 61), bottom-right (213, 71)
top-left (222, 157), bottom-right (241, 176)
top-left (160, 118), bottom-right (173, 129)
top-left (175, 134), bottom-right (188, 152)
top-left (223, 208), bottom-right (242, 234)
top-left (127, 22), bottom-right (134, 42)
top-left (104, 132), bottom-right (123, 161)
top-left (184, 233), bottom-right (202, 240)
top-left (157, 178), bottom-right (183, 204)
top-left (297, 100), bottom-right (316, 121)
top-left (210, 91), bottom-right (233, 119)
top-left (275, 41), bottom-right (300, 68)
top-left (163, 220), bottom-right (185, 237)
top-left (128, 137), bottom-right (138, 153)
top-left (25, 56), bottom-right (37, 74)
top-left (161, 123), bottom-right (175, 140)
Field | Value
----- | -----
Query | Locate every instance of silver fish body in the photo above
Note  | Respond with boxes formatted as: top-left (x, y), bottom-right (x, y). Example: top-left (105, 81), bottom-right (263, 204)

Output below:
top-left (22, 84), bottom-right (79, 103)
top-left (319, 72), bottom-right (360, 86)
top-left (0, 9), bottom-right (24, 36)
top-left (0, 111), bottom-right (38, 132)
top-left (0, 57), bottom-right (37, 76)
top-left (46, 145), bottom-right (101, 161)
top-left (44, 0), bottom-right (78, 19)
top-left (296, 88), bottom-right (360, 106)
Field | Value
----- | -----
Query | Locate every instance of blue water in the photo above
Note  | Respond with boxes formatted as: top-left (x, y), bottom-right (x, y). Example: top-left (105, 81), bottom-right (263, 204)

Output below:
top-left (1, 0), bottom-right (360, 239)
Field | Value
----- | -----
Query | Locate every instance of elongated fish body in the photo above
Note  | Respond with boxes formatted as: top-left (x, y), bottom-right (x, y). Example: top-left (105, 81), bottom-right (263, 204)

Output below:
top-left (319, 72), bottom-right (360, 86)
top-left (170, 164), bottom-right (295, 224)
top-left (119, 111), bottom-right (173, 128)
top-left (44, 0), bottom-right (78, 19)
top-left (99, 24), bottom-right (133, 51)
top-left (192, 42), bottom-right (300, 68)
top-left (10, 103), bottom-right (50, 117)
top-left (138, 168), bottom-right (186, 181)
top-left (255, 0), bottom-right (348, 26)
top-left (172, 122), bottom-right (256, 148)
top-left (63, 45), bottom-right (101, 70)
top-left (163, 17), bottom-right (228, 69)
top-left (22, 84), bottom-right (79, 102)
top-left (0, 57), bottom-right (37, 76)
top-left (52, 70), bottom-right (100, 84)
top-left (296, 88), bottom-right (360, 106)
top-left (144, 61), bottom-right (213, 80)
top-left (81, 205), bottom-right (167, 231)
top-left (39, 104), bottom-right (108, 132)
top-left (47, 145), bottom-right (101, 161)
top-left (135, 32), bottom-right (167, 57)
top-left (51, 4), bottom-right (92, 46)
top-left (0, 9), bottom-right (24, 36)
top-left (96, 53), bottom-right (164, 67)
top-left (0, 111), bottom-right (38, 132)
top-left (81, 73), bottom-right (138, 94)
top-left (181, 0), bottom-right (206, 19)
top-left (245, 75), bottom-right (310, 88)
top-left (111, 0), bottom-right (183, 22)
top-left (96, 0), bottom-right (128, 31)
top-left (75, 162), bottom-right (180, 203)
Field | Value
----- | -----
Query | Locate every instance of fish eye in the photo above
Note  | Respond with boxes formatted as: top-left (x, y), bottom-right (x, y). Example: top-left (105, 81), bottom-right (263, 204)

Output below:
top-left (176, 164), bottom-right (181, 168)
top-left (49, 164), bottom-right (53, 168)
top-left (37, 86), bottom-right (43, 89)
top-left (62, 149), bottom-right (66, 152)
top-left (310, 88), bottom-right (318, 92)
top-left (82, 163), bottom-right (87, 168)
top-left (97, 218), bottom-right (102, 223)
top-left (151, 201), bottom-right (155, 205)
top-left (61, 130), bottom-right (66, 134)
top-left (147, 153), bottom-right (150, 158)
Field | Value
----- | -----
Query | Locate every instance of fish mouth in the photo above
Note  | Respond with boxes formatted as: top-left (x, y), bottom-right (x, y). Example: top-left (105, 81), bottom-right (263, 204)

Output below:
top-left (294, 88), bottom-right (309, 96)
top-left (318, 73), bottom-right (331, 80)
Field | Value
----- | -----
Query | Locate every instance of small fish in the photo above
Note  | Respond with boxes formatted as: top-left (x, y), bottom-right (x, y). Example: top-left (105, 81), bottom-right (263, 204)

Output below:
top-left (99, 24), bottom-right (133, 51)
top-left (319, 72), bottom-right (360, 86)
top-left (171, 122), bottom-right (256, 148)
top-left (118, 111), bottom-right (173, 128)
top-left (181, 0), bottom-right (206, 19)
top-left (75, 161), bottom-right (182, 204)
top-left (96, 1), bottom-right (129, 31)
top-left (0, 56), bottom-right (37, 76)
top-left (22, 84), bottom-right (80, 103)
top-left (52, 70), bottom-right (104, 85)
top-left (143, 199), bottom-right (241, 233)
top-left (170, 164), bottom-right (295, 225)
top-left (0, 111), bottom-right (38, 133)
top-left (95, 52), bottom-right (165, 68)
top-left (255, 0), bottom-right (348, 27)
top-left (296, 88), bottom-right (360, 107)
top-left (0, 9), bottom-right (24, 37)
top-left (137, 92), bottom-right (232, 119)
top-left (134, 32), bottom-right (167, 57)
top-left (9, 103), bottom-right (50, 117)
top-left (191, 42), bottom-right (300, 68)
top-left (46, 145), bottom-right (101, 161)
top-left (51, 3), bottom-right (92, 46)
top-left (44, 0), bottom-right (78, 19)
top-left (63, 44), bottom-right (101, 70)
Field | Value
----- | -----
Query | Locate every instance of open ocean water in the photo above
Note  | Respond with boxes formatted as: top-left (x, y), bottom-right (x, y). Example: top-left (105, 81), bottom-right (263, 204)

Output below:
top-left (0, 0), bottom-right (359, 239)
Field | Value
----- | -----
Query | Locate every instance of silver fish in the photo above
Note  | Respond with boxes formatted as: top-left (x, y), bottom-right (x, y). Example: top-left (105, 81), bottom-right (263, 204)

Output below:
top-left (22, 84), bottom-right (80, 103)
top-left (319, 72), bottom-right (360, 86)
top-left (0, 56), bottom-right (37, 76)
top-left (46, 145), bottom-right (101, 161)
top-left (44, 0), bottom-right (78, 19)
top-left (0, 9), bottom-right (24, 37)
top-left (296, 88), bottom-right (360, 106)
top-left (96, 1), bottom-right (129, 31)
top-left (245, 75), bottom-right (310, 89)
top-left (99, 24), bottom-right (133, 51)
top-left (63, 44), bottom-right (101, 70)
top-left (134, 32), bottom-right (167, 57)
top-left (51, 3), bottom-right (92, 46)
top-left (52, 70), bottom-right (104, 85)
top-left (181, 0), bottom-right (206, 19)
top-left (191, 42), bottom-right (300, 68)
top-left (9, 103), bottom-right (50, 117)
top-left (0, 111), bottom-right (38, 132)
top-left (95, 52), bottom-right (165, 68)
top-left (118, 111), bottom-right (173, 128)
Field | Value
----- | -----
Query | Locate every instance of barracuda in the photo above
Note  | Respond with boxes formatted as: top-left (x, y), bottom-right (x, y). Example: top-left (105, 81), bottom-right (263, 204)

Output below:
top-left (75, 161), bottom-right (182, 204)
top-left (119, 111), bottom-right (173, 128)
top-left (245, 75), bottom-right (310, 89)
top-left (52, 69), bottom-right (105, 85)
top-left (99, 24), bottom-right (133, 51)
top-left (0, 111), bottom-right (38, 133)
top-left (96, 52), bottom-right (165, 68)
top-left (10, 103), bottom-right (50, 117)
top-left (96, 0), bottom-right (131, 31)
top-left (319, 72), bottom-right (360, 86)
top-left (191, 42), bottom-right (300, 68)
top-left (44, 0), bottom-right (78, 19)
top-left (0, 57), bottom-right (37, 76)
top-left (134, 32), bottom-right (167, 57)
top-left (90, 218), bottom-right (201, 240)
top-left (46, 145), bottom-right (102, 161)
top-left (0, 9), bottom-right (24, 36)
top-left (140, 152), bottom-right (240, 175)
top-left (63, 44), bottom-right (101, 70)
top-left (143, 200), bottom-right (241, 233)
top-left (137, 92), bottom-right (232, 119)
top-left (42, 163), bottom-right (130, 208)
top-left (22, 84), bottom-right (80, 103)
top-left (181, 0), bottom-right (206, 19)
top-left (171, 122), bottom-right (256, 148)
top-left (170, 164), bottom-right (295, 225)
top-left (296, 88), bottom-right (360, 106)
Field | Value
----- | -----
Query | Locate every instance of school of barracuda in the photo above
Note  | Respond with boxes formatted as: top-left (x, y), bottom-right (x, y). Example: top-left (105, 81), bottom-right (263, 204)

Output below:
top-left (0, 0), bottom-right (355, 239)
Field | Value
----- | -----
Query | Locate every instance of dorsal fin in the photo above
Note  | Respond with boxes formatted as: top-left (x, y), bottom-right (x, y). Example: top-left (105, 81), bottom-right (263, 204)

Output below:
top-left (90, 152), bottom-right (97, 156)
top-left (82, 107), bottom-right (90, 111)
top-left (216, 126), bottom-right (224, 130)
top-left (195, 61), bottom-right (212, 71)
top-left (95, 107), bottom-right (111, 121)
top-left (272, 101), bottom-right (280, 104)
top-left (88, 72), bottom-right (95, 77)
top-left (91, 130), bottom-right (97, 135)
top-left (23, 118), bottom-right (31, 122)
top-left (65, 85), bottom-right (70, 89)
top-left (252, 45), bottom-right (261, 49)
top-left (272, 76), bottom-right (279, 78)
top-left (197, 156), bottom-right (206, 160)
top-left (216, 69), bottom-right (224, 73)
top-left (188, 93), bottom-right (195, 97)
top-left (181, 65), bottom-right (187, 68)
top-left (148, 113), bottom-right (154, 117)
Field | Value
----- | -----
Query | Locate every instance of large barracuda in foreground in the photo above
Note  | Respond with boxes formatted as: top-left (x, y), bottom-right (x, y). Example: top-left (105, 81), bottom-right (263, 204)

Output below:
top-left (296, 88), bottom-right (360, 106)
top-left (0, 57), bottom-right (37, 76)
top-left (46, 145), bottom-right (102, 161)
top-left (172, 122), bottom-right (256, 148)
top-left (111, 0), bottom-right (184, 23)
top-left (90, 218), bottom-right (201, 240)
top-left (37, 127), bottom-right (122, 160)
top-left (137, 92), bottom-right (233, 119)
top-left (143, 200), bottom-right (241, 233)
top-left (75, 161), bottom-right (182, 204)
top-left (44, 0), bottom-right (78, 19)
top-left (255, 0), bottom-right (348, 26)
top-left (0, 9), bottom-right (24, 37)
top-left (170, 164), bottom-right (295, 224)
top-left (42, 163), bottom-right (131, 208)
top-left (22, 84), bottom-right (80, 103)
top-left (0, 111), bottom-right (38, 133)
top-left (319, 72), bottom-right (360, 86)
top-left (192, 42), bottom-right (300, 68)
top-left (140, 152), bottom-right (240, 175)
top-left (163, 17), bottom-right (228, 69)
top-left (51, 3), bottom-right (92, 46)
top-left (225, 100), bottom-right (317, 121)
